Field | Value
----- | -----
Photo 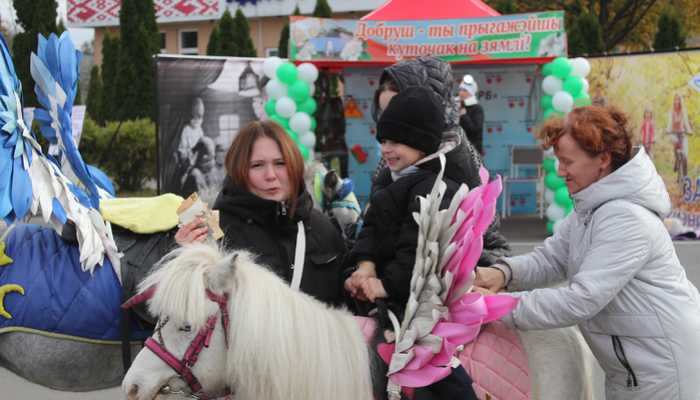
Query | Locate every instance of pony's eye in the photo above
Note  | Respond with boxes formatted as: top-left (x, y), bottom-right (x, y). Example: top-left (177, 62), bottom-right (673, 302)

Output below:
top-left (181, 324), bottom-right (192, 332)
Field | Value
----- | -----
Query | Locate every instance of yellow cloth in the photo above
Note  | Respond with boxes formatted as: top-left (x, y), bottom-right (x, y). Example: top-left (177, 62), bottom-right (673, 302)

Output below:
top-left (0, 242), bottom-right (13, 266)
top-left (99, 193), bottom-right (185, 234)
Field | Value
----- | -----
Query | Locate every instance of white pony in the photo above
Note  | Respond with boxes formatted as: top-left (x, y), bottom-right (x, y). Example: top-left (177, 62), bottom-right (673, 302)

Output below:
top-left (122, 244), bottom-right (372, 400)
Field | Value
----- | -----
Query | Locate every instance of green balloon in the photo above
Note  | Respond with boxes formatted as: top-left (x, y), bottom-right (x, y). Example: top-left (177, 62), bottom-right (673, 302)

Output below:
top-left (297, 97), bottom-right (317, 115)
top-left (573, 91), bottom-right (591, 107)
top-left (310, 117), bottom-right (317, 132)
top-left (543, 108), bottom-right (557, 120)
top-left (545, 171), bottom-right (566, 191)
top-left (551, 57), bottom-right (573, 79)
top-left (543, 157), bottom-right (556, 173)
top-left (298, 144), bottom-right (309, 160)
top-left (541, 94), bottom-right (553, 110)
top-left (277, 62), bottom-right (298, 84)
top-left (270, 114), bottom-right (290, 129)
top-left (542, 63), bottom-right (553, 77)
top-left (288, 80), bottom-right (311, 103)
top-left (563, 76), bottom-right (584, 95)
top-left (554, 186), bottom-right (573, 208)
top-left (264, 99), bottom-right (277, 116)
top-left (286, 129), bottom-right (298, 142)
top-left (547, 220), bottom-right (555, 235)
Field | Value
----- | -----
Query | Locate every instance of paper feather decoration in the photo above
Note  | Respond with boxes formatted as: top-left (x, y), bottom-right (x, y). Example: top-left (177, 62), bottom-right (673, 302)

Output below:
top-left (0, 31), bottom-right (118, 275)
top-left (377, 154), bottom-right (520, 399)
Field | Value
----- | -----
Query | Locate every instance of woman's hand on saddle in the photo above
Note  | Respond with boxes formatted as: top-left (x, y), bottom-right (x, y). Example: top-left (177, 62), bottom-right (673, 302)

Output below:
top-left (174, 218), bottom-right (208, 245)
top-left (361, 278), bottom-right (388, 303)
top-left (474, 266), bottom-right (506, 293)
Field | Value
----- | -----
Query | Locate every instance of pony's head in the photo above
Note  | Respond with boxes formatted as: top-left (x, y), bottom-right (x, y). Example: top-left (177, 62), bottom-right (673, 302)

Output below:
top-left (122, 243), bottom-right (373, 400)
top-left (122, 243), bottom-right (246, 400)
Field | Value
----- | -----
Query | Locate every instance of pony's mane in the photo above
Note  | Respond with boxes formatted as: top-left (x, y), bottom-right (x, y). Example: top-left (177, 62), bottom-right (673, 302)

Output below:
top-left (138, 243), bottom-right (372, 400)
top-left (138, 243), bottom-right (241, 329)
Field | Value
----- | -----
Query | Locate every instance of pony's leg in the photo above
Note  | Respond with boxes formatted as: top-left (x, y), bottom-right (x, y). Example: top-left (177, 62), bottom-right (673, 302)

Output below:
top-left (0, 331), bottom-right (142, 391)
top-left (518, 327), bottom-right (600, 400)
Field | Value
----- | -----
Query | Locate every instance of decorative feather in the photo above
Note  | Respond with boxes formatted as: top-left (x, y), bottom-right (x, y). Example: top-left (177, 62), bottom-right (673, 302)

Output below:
top-left (0, 31), bottom-right (118, 276)
top-left (378, 154), bottom-right (520, 399)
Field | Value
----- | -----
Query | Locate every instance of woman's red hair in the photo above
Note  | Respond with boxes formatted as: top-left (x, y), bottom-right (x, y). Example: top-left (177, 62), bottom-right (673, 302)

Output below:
top-left (537, 105), bottom-right (634, 171)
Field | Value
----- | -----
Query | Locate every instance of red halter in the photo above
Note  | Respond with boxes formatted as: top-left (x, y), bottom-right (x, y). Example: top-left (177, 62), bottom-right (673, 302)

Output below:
top-left (123, 289), bottom-right (233, 399)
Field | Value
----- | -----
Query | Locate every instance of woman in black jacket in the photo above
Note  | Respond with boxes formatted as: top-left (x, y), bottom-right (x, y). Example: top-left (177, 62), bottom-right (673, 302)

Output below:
top-left (175, 121), bottom-right (347, 306)
top-left (371, 56), bottom-right (512, 266)
top-left (457, 74), bottom-right (485, 154)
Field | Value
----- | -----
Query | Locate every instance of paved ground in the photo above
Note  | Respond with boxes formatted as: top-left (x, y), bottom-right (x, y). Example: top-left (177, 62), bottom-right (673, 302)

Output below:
top-left (1, 214), bottom-right (699, 399)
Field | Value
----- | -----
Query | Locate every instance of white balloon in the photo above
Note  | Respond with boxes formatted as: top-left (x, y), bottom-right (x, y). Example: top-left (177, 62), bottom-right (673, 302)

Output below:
top-left (265, 78), bottom-right (289, 100)
top-left (542, 75), bottom-right (563, 95)
top-left (554, 157), bottom-right (560, 172)
top-left (581, 77), bottom-right (589, 94)
top-left (553, 219), bottom-right (564, 235)
top-left (544, 147), bottom-right (555, 158)
top-left (289, 112), bottom-right (312, 134)
top-left (297, 63), bottom-right (319, 85)
top-left (545, 188), bottom-right (555, 205)
top-left (300, 131), bottom-right (317, 148)
top-left (570, 57), bottom-right (591, 78)
top-left (275, 97), bottom-right (297, 118)
top-left (307, 149), bottom-right (315, 160)
top-left (552, 91), bottom-right (574, 113)
top-left (263, 57), bottom-right (284, 79)
top-left (546, 203), bottom-right (566, 221)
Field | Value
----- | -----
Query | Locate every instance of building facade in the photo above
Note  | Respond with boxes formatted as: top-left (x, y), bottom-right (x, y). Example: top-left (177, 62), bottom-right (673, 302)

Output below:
top-left (67, 0), bottom-right (386, 65)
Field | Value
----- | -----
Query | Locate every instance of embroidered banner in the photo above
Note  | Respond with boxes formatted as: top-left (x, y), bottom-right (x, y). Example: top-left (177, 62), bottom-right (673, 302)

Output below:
top-left (289, 12), bottom-right (566, 63)
top-left (67, 0), bottom-right (224, 27)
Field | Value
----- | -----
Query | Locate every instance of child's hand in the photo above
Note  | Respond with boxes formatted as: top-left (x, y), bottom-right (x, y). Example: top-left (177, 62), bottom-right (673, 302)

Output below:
top-left (351, 262), bottom-right (376, 289)
top-left (344, 277), bottom-right (368, 301)
top-left (361, 278), bottom-right (388, 303)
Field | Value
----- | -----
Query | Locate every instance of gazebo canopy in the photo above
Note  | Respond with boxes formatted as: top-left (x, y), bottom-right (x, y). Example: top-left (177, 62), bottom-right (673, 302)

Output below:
top-left (361, 0), bottom-right (500, 21)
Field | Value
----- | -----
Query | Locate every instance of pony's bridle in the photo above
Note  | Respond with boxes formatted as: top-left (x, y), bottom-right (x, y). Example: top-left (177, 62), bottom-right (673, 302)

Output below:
top-left (122, 289), bottom-right (233, 399)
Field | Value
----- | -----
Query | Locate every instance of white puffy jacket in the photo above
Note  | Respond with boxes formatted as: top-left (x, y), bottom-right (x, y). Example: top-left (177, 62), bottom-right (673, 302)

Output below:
top-left (500, 148), bottom-right (700, 399)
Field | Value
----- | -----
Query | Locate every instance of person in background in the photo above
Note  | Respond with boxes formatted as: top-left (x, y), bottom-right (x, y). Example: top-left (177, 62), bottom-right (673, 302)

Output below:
top-left (174, 120), bottom-right (348, 306)
top-left (370, 56), bottom-right (512, 267)
top-left (457, 74), bottom-right (484, 154)
top-left (181, 136), bottom-right (216, 195)
top-left (474, 105), bottom-right (700, 399)
top-left (592, 83), bottom-right (606, 107)
top-left (177, 97), bottom-right (205, 174)
top-left (638, 107), bottom-right (655, 160)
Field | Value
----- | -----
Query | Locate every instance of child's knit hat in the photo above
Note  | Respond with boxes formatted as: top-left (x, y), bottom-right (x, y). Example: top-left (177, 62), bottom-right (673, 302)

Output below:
top-left (376, 86), bottom-right (444, 154)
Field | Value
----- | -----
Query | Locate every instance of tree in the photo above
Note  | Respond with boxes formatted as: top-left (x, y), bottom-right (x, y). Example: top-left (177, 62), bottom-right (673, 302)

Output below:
top-left (11, 0), bottom-right (58, 108)
top-left (81, 40), bottom-right (95, 55)
top-left (494, 0), bottom-right (516, 15)
top-left (278, 5), bottom-right (300, 58)
top-left (313, 0), bottom-right (332, 18)
top-left (568, 11), bottom-right (606, 55)
top-left (312, 0), bottom-right (338, 95)
top-left (74, 80), bottom-right (82, 105)
top-left (57, 18), bottom-right (66, 34)
top-left (216, 9), bottom-right (237, 56)
top-left (98, 30), bottom-right (119, 125)
top-left (232, 9), bottom-right (256, 57)
top-left (113, 0), bottom-right (159, 121)
top-left (206, 25), bottom-right (219, 56)
top-left (653, 10), bottom-right (686, 50)
top-left (85, 65), bottom-right (102, 122)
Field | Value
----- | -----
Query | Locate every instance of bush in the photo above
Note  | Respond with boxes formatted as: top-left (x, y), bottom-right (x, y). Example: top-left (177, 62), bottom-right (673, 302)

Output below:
top-left (80, 117), bottom-right (157, 192)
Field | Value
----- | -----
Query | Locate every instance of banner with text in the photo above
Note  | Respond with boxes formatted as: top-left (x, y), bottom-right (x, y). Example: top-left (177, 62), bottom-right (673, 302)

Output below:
top-left (587, 50), bottom-right (700, 232)
top-left (289, 12), bottom-right (565, 63)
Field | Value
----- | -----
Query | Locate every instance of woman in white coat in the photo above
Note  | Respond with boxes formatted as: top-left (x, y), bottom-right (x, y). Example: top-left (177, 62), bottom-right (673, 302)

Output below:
top-left (474, 105), bottom-right (700, 399)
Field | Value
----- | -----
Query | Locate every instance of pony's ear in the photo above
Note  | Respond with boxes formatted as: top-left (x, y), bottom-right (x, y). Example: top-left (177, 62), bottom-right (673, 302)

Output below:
top-left (206, 252), bottom-right (238, 294)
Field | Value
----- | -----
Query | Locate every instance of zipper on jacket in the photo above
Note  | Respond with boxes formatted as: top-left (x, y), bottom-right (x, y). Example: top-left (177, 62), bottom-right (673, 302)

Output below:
top-left (280, 201), bottom-right (287, 216)
top-left (612, 335), bottom-right (638, 390)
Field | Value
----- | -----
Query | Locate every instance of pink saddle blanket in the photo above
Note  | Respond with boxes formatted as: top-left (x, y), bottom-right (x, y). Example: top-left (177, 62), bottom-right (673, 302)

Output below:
top-left (459, 320), bottom-right (531, 400)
